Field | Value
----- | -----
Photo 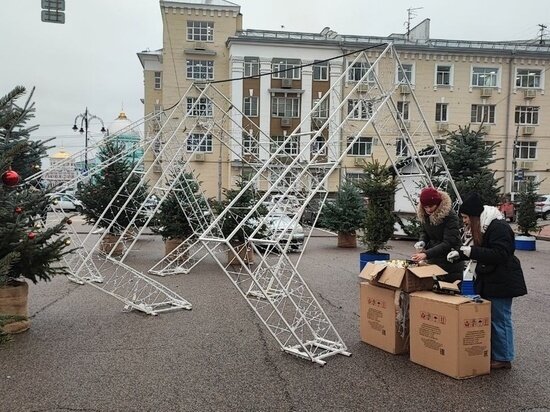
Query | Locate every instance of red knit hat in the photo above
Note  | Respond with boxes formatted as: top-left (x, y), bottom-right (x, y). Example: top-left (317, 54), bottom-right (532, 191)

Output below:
top-left (419, 187), bottom-right (442, 207)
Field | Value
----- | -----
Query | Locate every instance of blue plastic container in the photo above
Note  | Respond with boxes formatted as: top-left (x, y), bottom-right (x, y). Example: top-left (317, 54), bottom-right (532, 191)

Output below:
top-left (359, 252), bottom-right (390, 272)
top-left (461, 280), bottom-right (475, 296)
top-left (515, 236), bottom-right (536, 251)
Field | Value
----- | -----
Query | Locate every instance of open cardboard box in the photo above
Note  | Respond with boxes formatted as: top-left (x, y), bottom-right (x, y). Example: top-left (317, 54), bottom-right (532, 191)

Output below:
top-left (359, 262), bottom-right (447, 293)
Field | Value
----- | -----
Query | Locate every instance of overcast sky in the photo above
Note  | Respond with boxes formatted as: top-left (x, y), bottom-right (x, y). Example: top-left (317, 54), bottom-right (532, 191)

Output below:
top-left (1, 0), bottom-right (549, 157)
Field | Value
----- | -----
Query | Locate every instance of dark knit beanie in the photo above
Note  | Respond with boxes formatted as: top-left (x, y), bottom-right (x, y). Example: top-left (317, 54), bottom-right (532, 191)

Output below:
top-left (419, 187), bottom-right (442, 207)
top-left (459, 193), bottom-right (484, 217)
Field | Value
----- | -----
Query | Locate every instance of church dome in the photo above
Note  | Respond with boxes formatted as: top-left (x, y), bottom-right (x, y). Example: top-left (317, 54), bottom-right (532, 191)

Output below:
top-left (51, 149), bottom-right (71, 159)
top-left (109, 111), bottom-right (139, 137)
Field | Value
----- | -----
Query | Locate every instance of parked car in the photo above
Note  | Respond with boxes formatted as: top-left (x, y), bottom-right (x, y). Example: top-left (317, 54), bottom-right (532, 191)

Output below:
top-left (535, 194), bottom-right (550, 219)
top-left (265, 212), bottom-right (305, 250)
top-left (47, 193), bottom-right (83, 212)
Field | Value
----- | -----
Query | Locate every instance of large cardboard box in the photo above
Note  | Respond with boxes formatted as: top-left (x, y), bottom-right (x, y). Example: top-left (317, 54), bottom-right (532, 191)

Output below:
top-left (359, 262), bottom-right (447, 293)
top-left (359, 282), bottom-right (409, 354)
top-left (409, 291), bottom-right (491, 379)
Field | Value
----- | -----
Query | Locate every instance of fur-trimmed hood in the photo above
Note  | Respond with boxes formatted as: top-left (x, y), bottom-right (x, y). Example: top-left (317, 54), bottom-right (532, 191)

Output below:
top-left (417, 190), bottom-right (453, 225)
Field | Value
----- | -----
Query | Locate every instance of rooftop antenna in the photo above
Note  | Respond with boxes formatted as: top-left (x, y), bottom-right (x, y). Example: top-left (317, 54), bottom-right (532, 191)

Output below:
top-left (405, 7), bottom-right (423, 41)
top-left (538, 23), bottom-right (547, 44)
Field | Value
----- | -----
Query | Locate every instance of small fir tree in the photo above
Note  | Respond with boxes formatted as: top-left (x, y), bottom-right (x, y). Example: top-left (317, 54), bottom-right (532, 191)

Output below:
top-left (516, 179), bottom-right (540, 236)
top-left (321, 180), bottom-right (366, 235)
top-left (0, 86), bottom-right (75, 286)
top-left (443, 125), bottom-right (501, 205)
top-left (355, 160), bottom-right (398, 253)
top-left (76, 140), bottom-right (149, 234)
top-left (213, 176), bottom-right (267, 244)
top-left (152, 171), bottom-right (206, 241)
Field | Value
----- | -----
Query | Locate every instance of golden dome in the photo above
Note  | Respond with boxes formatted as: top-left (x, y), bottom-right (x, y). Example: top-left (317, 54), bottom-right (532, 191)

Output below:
top-left (117, 111), bottom-right (128, 120)
top-left (51, 149), bottom-right (71, 159)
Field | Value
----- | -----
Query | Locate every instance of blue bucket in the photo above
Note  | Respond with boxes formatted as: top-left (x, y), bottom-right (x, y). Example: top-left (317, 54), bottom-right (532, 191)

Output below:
top-left (360, 252), bottom-right (390, 272)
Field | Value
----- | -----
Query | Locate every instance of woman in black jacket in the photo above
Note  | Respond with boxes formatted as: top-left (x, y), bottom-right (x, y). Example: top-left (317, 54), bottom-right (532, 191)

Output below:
top-left (448, 192), bottom-right (527, 370)
top-left (411, 187), bottom-right (463, 281)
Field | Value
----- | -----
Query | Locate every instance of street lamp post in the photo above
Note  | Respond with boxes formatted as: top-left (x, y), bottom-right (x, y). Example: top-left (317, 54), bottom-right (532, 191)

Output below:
top-left (72, 107), bottom-right (106, 173)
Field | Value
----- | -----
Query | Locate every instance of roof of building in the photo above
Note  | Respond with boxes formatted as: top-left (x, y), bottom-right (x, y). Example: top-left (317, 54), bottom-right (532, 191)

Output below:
top-left (161, 0), bottom-right (239, 8)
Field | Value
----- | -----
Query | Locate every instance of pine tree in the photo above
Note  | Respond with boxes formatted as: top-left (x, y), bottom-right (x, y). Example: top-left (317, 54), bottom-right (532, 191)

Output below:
top-left (76, 140), bottom-right (149, 234)
top-left (321, 180), bottom-right (366, 235)
top-left (355, 160), bottom-right (398, 253)
top-left (152, 171), bottom-right (206, 240)
top-left (443, 125), bottom-right (501, 205)
top-left (516, 178), bottom-right (540, 236)
top-left (0, 86), bottom-right (74, 286)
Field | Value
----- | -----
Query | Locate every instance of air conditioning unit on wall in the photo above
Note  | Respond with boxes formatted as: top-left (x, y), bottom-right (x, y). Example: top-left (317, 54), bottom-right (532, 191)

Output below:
top-left (524, 89), bottom-right (536, 99)
top-left (356, 82), bottom-right (370, 93)
top-left (281, 78), bottom-right (293, 88)
top-left (399, 84), bottom-right (411, 94)
top-left (280, 117), bottom-right (292, 127)
top-left (522, 126), bottom-right (535, 135)
top-left (480, 88), bottom-right (493, 97)
top-left (194, 153), bottom-right (205, 162)
top-left (437, 122), bottom-right (449, 132)
top-left (519, 161), bottom-right (533, 170)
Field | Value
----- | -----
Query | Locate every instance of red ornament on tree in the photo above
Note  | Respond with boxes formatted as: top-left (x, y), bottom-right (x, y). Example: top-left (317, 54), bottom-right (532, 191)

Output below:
top-left (2, 168), bottom-right (20, 186)
top-left (15, 206), bottom-right (23, 214)
top-left (28, 232), bottom-right (36, 240)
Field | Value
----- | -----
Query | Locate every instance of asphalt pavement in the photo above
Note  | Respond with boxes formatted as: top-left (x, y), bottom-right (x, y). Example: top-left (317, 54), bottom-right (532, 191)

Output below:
top-left (1, 222), bottom-right (550, 411)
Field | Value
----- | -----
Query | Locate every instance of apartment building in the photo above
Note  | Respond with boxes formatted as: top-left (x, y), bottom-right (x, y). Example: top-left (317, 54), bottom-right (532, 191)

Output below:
top-left (138, 0), bottom-right (550, 199)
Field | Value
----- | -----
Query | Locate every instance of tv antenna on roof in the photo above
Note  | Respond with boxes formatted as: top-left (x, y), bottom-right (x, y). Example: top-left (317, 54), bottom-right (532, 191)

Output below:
top-left (405, 7), bottom-right (423, 41)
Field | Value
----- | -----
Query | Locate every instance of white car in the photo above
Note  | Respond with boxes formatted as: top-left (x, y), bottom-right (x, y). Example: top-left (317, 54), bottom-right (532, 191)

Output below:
top-left (264, 212), bottom-right (305, 251)
top-left (48, 193), bottom-right (83, 212)
top-left (535, 194), bottom-right (550, 219)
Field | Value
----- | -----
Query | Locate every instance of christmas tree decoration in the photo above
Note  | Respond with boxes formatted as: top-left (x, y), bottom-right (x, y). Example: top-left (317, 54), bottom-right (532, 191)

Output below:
top-left (14, 206), bottom-right (23, 214)
top-left (2, 168), bottom-right (20, 186)
top-left (28, 232), bottom-right (36, 240)
top-left (65, 239), bottom-right (71, 245)
top-left (67, 219), bottom-right (72, 225)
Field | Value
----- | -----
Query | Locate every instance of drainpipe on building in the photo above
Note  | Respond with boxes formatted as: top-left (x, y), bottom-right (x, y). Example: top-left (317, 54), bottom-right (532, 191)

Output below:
top-left (504, 52), bottom-right (516, 195)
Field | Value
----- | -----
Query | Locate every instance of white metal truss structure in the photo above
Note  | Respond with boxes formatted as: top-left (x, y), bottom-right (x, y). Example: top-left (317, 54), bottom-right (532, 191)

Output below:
top-left (27, 112), bottom-right (193, 315)
top-left (190, 42), bottom-right (461, 365)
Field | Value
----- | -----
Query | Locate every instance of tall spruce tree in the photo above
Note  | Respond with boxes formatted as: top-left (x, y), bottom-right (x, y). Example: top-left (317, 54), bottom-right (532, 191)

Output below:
top-left (442, 125), bottom-right (501, 205)
top-left (321, 180), bottom-right (366, 235)
top-left (0, 86), bottom-right (74, 286)
top-left (516, 178), bottom-right (540, 236)
top-left (76, 140), bottom-right (149, 234)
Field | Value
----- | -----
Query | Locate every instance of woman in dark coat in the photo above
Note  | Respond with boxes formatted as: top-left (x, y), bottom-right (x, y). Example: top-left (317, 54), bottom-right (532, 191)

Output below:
top-left (411, 187), bottom-right (463, 282)
top-left (448, 192), bottom-right (527, 370)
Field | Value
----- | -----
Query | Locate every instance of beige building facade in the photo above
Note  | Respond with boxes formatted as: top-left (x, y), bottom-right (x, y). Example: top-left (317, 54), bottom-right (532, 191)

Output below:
top-left (138, 0), bottom-right (550, 199)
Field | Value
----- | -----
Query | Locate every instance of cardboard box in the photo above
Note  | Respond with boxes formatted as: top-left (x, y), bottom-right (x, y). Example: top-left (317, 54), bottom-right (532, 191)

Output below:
top-left (359, 262), bottom-right (447, 293)
top-left (409, 291), bottom-right (491, 379)
top-left (359, 282), bottom-right (409, 354)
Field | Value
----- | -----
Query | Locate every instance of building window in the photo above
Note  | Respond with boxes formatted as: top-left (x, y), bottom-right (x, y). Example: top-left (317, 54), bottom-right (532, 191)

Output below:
top-left (435, 103), bottom-right (448, 122)
top-left (243, 96), bottom-right (259, 117)
top-left (187, 21), bottom-right (214, 42)
top-left (244, 57), bottom-right (259, 77)
top-left (348, 62), bottom-right (374, 83)
top-left (348, 136), bottom-right (373, 156)
top-left (436, 65), bottom-right (452, 86)
top-left (513, 175), bottom-right (536, 193)
top-left (397, 101), bottom-right (410, 120)
top-left (471, 67), bottom-right (498, 87)
top-left (186, 97), bottom-right (213, 117)
top-left (272, 59), bottom-right (301, 79)
top-left (515, 141), bottom-right (537, 159)
top-left (187, 133), bottom-right (212, 152)
top-left (312, 98), bottom-right (329, 118)
top-left (397, 63), bottom-right (414, 83)
top-left (154, 71), bottom-right (162, 89)
top-left (516, 69), bottom-right (541, 88)
top-left (271, 96), bottom-right (300, 118)
top-left (271, 135), bottom-right (299, 156)
top-left (471, 104), bottom-right (496, 123)
top-left (242, 131), bottom-right (259, 157)
top-left (186, 60), bottom-right (214, 80)
top-left (345, 172), bottom-right (366, 184)
top-left (348, 99), bottom-right (373, 120)
top-left (515, 106), bottom-right (539, 125)
top-left (311, 135), bottom-right (327, 155)
top-left (313, 61), bottom-right (329, 81)
top-left (396, 137), bottom-right (409, 157)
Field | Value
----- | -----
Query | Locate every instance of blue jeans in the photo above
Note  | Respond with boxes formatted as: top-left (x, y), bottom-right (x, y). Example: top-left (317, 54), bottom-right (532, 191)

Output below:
top-left (487, 297), bottom-right (514, 362)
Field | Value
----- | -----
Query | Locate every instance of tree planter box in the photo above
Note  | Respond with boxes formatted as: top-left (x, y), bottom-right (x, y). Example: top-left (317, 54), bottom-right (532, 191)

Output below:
top-left (99, 234), bottom-right (124, 256)
top-left (0, 280), bottom-right (30, 334)
top-left (228, 243), bottom-right (254, 266)
top-left (165, 238), bottom-right (188, 262)
top-left (338, 232), bottom-right (357, 248)
top-left (359, 251), bottom-right (390, 272)
top-left (515, 235), bottom-right (536, 251)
